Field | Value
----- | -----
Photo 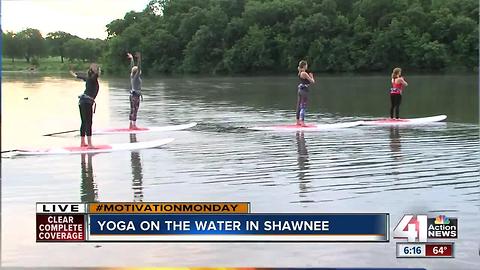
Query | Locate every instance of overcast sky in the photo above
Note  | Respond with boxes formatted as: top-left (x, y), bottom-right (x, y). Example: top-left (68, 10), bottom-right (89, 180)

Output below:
top-left (1, 0), bottom-right (151, 39)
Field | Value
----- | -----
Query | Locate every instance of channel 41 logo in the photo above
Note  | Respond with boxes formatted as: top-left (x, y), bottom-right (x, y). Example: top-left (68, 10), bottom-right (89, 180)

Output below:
top-left (393, 214), bottom-right (458, 242)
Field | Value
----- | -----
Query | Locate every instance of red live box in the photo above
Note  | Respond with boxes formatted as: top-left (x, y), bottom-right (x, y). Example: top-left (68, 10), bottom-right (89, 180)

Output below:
top-left (425, 243), bottom-right (454, 257)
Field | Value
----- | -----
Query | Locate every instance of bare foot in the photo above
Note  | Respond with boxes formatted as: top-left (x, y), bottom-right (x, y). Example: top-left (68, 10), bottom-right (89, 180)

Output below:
top-left (87, 145), bottom-right (96, 149)
top-left (80, 144), bottom-right (88, 147)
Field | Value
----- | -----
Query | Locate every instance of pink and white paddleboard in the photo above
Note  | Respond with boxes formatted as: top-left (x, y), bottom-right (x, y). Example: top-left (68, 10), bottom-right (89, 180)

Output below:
top-left (93, 122), bottom-right (197, 135)
top-left (12, 138), bottom-right (174, 156)
top-left (249, 121), bottom-right (364, 131)
top-left (362, 115), bottom-right (447, 126)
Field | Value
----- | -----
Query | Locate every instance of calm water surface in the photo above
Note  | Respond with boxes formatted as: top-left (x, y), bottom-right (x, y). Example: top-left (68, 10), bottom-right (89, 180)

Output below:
top-left (1, 74), bottom-right (479, 268)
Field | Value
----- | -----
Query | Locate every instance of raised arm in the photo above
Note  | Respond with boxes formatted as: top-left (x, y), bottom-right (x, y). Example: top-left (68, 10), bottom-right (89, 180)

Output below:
top-left (131, 52), bottom-right (142, 79)
top-left (127, 53), bottom-right (134, 69)
top-left (135, 52), bottom-right (141, 72)
top-left (70, 70), bottom-right (87, 81)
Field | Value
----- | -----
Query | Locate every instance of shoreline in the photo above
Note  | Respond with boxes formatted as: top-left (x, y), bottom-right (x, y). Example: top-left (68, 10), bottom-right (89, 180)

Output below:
top-left (2, 70), bottom-right (477, 78)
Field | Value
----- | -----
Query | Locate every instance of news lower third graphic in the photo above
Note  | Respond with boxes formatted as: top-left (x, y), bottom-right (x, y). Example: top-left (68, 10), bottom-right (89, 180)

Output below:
top-left (393, 214), bottom-right (458, 258)
top-left (36, 202), bottom-right (388, 242)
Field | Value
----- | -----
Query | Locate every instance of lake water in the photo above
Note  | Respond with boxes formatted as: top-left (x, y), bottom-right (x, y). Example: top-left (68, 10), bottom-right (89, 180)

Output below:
top-left (1, 73), bottom-right (479, 269)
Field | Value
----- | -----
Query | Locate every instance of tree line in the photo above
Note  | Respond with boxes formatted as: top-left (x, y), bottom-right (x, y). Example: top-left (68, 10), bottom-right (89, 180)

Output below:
top-left (103, 0), bottom-right (479, 74)
top-left (3, 0), bottom-right (478, 74)
top-left (2, 29), bottom-right (105, 64)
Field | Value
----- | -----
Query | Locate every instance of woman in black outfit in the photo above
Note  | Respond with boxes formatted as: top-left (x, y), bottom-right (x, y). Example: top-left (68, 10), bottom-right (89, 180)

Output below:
top-left (70, 64), bottom-right (100, 148)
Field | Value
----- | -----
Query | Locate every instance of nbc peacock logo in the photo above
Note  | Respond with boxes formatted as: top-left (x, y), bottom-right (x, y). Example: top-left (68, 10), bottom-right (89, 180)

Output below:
top-left (434, 215), bottom-right (450, 225)
top-left (428, 215), bottom-right (457, 239)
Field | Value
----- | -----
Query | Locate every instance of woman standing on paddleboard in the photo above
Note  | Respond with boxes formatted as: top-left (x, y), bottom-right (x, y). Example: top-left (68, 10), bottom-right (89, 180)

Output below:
top-left (127, 52), bottom-right (142, 130)
top-left (70, 64), bottom-right (100, 148)
top-left (390, 67), bottom-right (408, 119)
top-left (296, 60), bottom-right (315, 126)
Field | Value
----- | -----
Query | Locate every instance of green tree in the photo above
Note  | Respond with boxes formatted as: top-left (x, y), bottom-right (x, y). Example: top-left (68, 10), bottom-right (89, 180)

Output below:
top-left (16, 28), bottom-right (46, 62)
top-left (141, 29), bottom-right (180, 73)
top-left (224, 25), bottom-right (275, 73)
top-left (182, 4), bottom-right (229, 73)
top-left (224, 17), bottom-right (248, 49)
top-left (183, 25), bottom-right (222, 73)
top-left (85, 39), bottom-right (105, 62)
top-left (46, 31), bottom-right (75, 63)
top-left (64, 38), bottom-right (105, 62)
top-left (106, 11), bottom-right (141, 38)
top-left (350, 16), bottom-right (373, 70)
top-left (2, 31), bottom-right (24, 62)
top-left (101, 0), bottom-right (479, 74)
top-left (288, 13), bottom-right (331, 68)
top-left (103, 23), bottom-right (145, 73)
top-left (64, 38), bottom-right (84, 61)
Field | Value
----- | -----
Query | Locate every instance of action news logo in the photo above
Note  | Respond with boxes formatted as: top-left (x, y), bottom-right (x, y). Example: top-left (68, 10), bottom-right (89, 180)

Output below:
top-left (393, 215), bottom-right (458, 242)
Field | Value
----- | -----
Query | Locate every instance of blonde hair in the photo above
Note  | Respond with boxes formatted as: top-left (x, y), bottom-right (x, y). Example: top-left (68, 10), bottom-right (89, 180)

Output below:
top-left (131, 66), bottom-right (138, 74)
top-left (298, 60), bottom-right (308, 70)
top-left (89, 63), bottom-right (99, 74)
top-left (391, 67), bottom-right (402, 79)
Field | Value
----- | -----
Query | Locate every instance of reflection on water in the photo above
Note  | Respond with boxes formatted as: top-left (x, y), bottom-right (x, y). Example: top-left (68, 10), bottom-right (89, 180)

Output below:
top-left (295, 132), bottom-right (311, 200)
top-left (130, 134), bottom-right (144, 202)
top-left (78, 134), bottom-right (146, 203)
top-left (1, 74), bottom-right (479, 269)
top-left (388, 127), bottom-right (402, 178)
top-left (389, 127), bottom-right (402, 156)
top-left (80, 154), bottom-right (98, 203)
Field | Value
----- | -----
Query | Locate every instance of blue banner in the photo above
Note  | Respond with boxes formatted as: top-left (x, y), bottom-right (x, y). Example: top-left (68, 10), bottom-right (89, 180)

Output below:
top-left (89, 213), bottom-right (387, 239)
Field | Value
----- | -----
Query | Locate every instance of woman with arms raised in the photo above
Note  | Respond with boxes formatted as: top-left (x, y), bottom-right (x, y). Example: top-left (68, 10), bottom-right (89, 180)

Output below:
top-left (70, 63), bottom-right (100, 148)
top-left (127, 52), bottom-right (142, 129)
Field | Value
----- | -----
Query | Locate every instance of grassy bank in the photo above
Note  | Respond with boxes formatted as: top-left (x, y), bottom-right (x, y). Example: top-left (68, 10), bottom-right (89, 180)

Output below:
top-left (2, 56), bottom-right (101, 73)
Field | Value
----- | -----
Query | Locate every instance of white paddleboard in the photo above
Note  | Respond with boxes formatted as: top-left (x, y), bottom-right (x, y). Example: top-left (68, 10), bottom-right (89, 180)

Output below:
top-left (362, 115), bottom-right (447, 126)
top-left (93, 122), bottom-right (197, 135)
top-left (12, 138), bottom-right (174, 156)
top-left (249, 121), bottom-right (364, 131)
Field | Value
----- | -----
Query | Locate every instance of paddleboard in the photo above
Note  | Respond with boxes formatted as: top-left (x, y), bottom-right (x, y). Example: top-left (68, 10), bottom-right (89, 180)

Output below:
top-left (362, 115), bottom-right (447, 126)
top-left (93, 122), bottom-right (197, 135)
top-left (12, 138), bottom-right (174, 156)
top-left (249, 121), bottom-right (364, 131)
